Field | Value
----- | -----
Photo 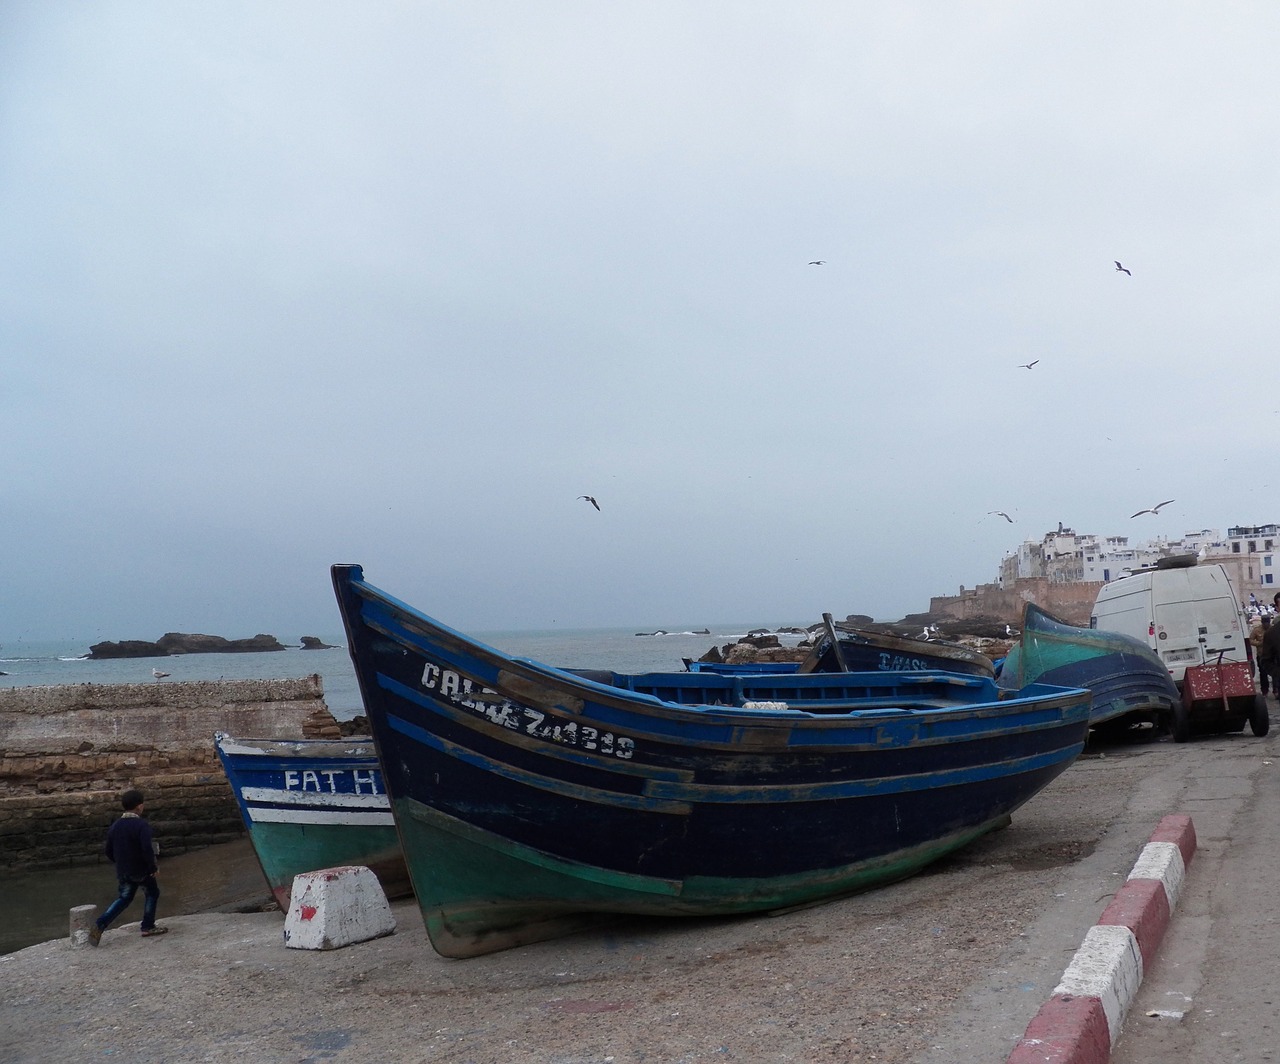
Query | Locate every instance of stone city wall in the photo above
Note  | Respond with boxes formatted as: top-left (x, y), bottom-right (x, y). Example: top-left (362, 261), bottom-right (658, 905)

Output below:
top-left (929, 578), bottom-right (1105, 628)
top-left (0, 676), bottom-right (341, 869)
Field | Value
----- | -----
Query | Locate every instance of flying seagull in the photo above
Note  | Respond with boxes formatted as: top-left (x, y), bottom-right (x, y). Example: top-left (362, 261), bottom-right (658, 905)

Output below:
top-left (1130, 499), bottom-right (1175, 518)
top-left (1018, 360), bottom-right (1039, 370)
top-left (151, 668), bottom-right (170, 679)
top-left (988, 510), bottom-right (1014, 523)
top-left (808, 260), bottom-right (826, 265)
top-left (578, 495), bottom-right (600, 511)
top-left (1114, 261), bottom-right (1131, 275)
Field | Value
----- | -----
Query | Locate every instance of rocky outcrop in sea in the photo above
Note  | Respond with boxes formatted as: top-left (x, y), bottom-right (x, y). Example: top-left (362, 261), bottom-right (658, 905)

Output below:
top-left (87, 633), bottom-right (288, 659)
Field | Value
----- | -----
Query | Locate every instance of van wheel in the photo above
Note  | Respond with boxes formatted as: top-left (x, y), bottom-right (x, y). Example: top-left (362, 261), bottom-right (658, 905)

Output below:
top-left (1250, 694), bottom-right (1271, 737)
top-left (1172, 700), bottom-right (1192, 743)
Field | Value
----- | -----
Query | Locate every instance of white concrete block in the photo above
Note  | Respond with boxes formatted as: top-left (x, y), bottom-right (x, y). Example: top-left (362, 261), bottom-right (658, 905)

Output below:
top-left (283, 865), bottom-right (396, 950)
top-left (70, 904), bottom-right (99, 947)
top-left (1054, 923), bottom-right (1144, 1045)
top-left (1128, 840), bottom-right (1187, 909)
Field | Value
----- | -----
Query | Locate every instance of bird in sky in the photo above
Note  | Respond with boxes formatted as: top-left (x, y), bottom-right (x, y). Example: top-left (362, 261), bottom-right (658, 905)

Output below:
top-left (1131, 499), bottom-right (1175, 518)
top-left (1018, 360), bottom-right (1039, 369)
top-left (988, 510), bottom-right (1014, 523)
top-left (578, 495), bottom-right (600, 511)
top-left (1114, 261), bottom-right (1131, 275)
top-left (151, 668), bottom-right (170, 679)
top-left (808, 260), bottom-right (826, 265)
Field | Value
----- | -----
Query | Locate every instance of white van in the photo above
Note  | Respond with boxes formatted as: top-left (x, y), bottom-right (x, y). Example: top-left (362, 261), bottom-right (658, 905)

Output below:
top-left (1090, 557), bottom-right (1247, 685)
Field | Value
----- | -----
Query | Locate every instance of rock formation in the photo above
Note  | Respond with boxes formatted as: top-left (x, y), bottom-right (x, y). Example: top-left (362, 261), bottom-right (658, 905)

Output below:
top-left (88, 633), bottom-right (288, 659)
top-left (299, 636), bottom-right (338, 650)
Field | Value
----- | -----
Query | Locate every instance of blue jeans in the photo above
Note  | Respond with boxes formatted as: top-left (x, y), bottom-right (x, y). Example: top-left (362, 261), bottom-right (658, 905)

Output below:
top-left (97, 874), bottom-right (160, 932)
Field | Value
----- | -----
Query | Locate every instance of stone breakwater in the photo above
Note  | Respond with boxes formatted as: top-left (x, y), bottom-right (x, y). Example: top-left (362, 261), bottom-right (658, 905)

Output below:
top-left (0, 677), bottom-right (340, 870)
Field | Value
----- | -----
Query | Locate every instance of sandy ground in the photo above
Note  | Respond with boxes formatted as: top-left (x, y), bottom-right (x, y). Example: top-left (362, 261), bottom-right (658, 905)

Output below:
top-left (3, 730), bottom-right (1269, 1064)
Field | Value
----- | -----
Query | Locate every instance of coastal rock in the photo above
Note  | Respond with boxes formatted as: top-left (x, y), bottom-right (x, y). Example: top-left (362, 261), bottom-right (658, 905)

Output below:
top-left (699, 636), bottom-right (812, 666)
top-left (88, 633), bottom-right (288, 659)
top-left (299, 636), bottom-right (338, 650)
top-left (87, 639), bottom-right (166, 659)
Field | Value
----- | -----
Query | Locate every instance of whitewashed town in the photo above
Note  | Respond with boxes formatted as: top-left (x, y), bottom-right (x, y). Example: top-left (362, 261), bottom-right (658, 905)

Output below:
top-left (927, 522), bottom-right (1280, 628)
top-left (999, 522), bottom-right (1280, 604)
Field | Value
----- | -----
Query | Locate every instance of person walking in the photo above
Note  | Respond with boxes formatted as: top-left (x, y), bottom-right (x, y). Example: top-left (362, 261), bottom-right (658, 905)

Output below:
top-left (89, 788), bottom-right (167, 944)
top-left (1261, 619), bottom-right (1280, 702)
top-left (1251, 616), bottom-right (1272, 695)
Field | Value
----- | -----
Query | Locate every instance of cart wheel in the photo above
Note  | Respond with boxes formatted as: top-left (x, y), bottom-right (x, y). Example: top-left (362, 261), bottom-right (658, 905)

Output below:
top-left (1250, 694), bottom-right (1271, 737)
top-left (1172, 699), bottom-right (1192, 743)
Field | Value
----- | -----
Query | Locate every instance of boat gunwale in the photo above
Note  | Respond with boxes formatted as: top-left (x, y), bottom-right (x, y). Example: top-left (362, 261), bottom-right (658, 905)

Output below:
top-left (360, 606), bottom-right (1092, 745)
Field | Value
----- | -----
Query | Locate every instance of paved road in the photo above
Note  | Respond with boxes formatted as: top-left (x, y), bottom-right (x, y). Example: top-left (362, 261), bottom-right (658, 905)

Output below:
top-left (917, 724), bottom-right (1278, 1064)
top-left (1108, 725), bottom-right (1280, 1064)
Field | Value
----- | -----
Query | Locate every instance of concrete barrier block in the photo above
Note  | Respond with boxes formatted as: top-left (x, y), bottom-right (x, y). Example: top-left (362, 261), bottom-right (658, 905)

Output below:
top-left (70, 904), bottom-right (99, 947)
top-left (283, 865), bottom-right (395, 951)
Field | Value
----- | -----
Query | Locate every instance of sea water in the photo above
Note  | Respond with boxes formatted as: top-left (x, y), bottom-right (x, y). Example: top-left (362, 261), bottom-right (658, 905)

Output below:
top-left (0, 626), bottom-right (806, 719)
top-left (1, 624), bottom-right (808, 953)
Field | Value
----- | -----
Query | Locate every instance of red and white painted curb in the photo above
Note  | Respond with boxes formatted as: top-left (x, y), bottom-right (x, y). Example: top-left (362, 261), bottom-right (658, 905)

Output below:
top-left (1006, 814), bottom-right (1197, 1064)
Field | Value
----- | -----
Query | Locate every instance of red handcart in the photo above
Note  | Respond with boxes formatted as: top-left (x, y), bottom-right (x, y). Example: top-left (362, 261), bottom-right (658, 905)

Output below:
top-left (1173, 656), bottom-right (1269, 742)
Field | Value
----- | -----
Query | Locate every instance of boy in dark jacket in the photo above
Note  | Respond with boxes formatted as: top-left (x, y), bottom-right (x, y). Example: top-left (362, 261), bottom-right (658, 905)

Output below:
top-left (89, 789), bottom-right (166, 944)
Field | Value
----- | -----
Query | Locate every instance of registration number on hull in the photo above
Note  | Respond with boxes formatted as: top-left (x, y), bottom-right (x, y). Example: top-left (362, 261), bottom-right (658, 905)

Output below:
top-left (419, 662), bottom-right (635, 759)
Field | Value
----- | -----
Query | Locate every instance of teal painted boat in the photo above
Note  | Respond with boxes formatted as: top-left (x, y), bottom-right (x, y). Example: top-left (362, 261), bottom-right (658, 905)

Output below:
top-left (214, 733), bottom-right (411, 909)
top-left (996, 604), bottom-right (1181, 733)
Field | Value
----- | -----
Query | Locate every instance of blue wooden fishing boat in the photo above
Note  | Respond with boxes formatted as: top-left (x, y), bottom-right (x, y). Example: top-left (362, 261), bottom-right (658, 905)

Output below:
top-left (995, 604), bottom-right (1181, 733)
top-left (214, 733), bottom-right (411, 909)
top-left (332, 564), bottom-right (1092, 958)
top-left (685, 616), bottom-right (994, 678)
top-left (800, 615), bottom-right (996, 677)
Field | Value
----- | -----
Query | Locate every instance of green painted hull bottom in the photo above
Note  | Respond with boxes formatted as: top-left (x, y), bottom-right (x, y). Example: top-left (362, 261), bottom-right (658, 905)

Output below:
top-left (394, 798), bottom-right (1012, 959)
top-left (246, 822), bottom-right (411, 910)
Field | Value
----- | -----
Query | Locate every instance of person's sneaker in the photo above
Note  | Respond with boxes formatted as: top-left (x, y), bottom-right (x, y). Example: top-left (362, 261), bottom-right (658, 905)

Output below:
top-left (140, 926), bottom-right (168, 937)
top-left (88, 925), bottom-right (102, 947)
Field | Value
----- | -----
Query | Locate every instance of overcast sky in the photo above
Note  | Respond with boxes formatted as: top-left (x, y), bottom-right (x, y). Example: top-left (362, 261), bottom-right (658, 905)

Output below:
top-left (4, 3), bottom-right (1279, 642)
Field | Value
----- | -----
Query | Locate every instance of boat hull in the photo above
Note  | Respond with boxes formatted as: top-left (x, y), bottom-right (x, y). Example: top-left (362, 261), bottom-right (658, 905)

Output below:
top-left (332, 564), bottom-right (1091, 958)
top-left (214, 734), bottom-right (412, 909)
top-left (997, 604), bottom-right (1181, 730)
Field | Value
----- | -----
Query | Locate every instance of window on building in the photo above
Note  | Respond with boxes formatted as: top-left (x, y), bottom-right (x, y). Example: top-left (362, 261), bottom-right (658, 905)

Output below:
top-left (1249, 541), bottom-right (1258, 553)
top-left (1233, 542), bottom-right (1241, 553)
top-left (1268, 574), bottom-right (1275, 585)
top-left (1267, 557), bottom-right (1274, 568)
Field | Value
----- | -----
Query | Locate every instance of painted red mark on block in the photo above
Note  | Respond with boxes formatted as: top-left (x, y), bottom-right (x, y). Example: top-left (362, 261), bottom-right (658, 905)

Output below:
top-left (300, 905), bottom-right (318, 921)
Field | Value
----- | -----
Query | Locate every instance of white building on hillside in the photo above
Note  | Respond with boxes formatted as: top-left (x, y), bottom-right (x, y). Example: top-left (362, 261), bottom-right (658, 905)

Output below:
top-left (998, 522), bottom-right (1280, 606)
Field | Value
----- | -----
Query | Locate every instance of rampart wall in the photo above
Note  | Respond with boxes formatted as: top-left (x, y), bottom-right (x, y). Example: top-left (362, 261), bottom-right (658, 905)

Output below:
top-left (0, 677), bottom-right (340, 869)
top-left (929, 578), bottom-right (1105, 627)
